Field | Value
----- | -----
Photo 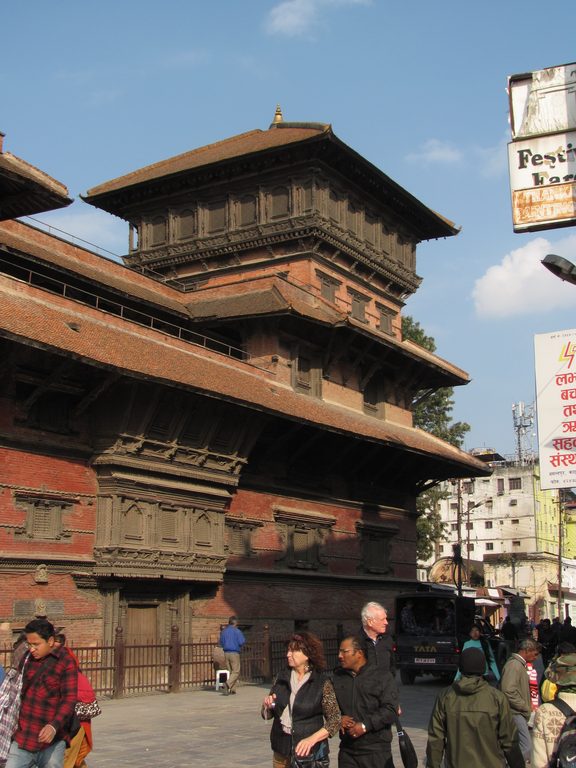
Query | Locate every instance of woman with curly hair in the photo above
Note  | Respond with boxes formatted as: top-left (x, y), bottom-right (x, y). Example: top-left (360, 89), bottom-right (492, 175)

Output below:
top-left (261, 632), bottom-right (341, 768)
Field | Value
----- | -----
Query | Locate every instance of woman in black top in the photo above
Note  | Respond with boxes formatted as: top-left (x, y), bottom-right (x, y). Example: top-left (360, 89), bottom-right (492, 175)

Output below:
top-left (261, 632), bottom-right (340, 768)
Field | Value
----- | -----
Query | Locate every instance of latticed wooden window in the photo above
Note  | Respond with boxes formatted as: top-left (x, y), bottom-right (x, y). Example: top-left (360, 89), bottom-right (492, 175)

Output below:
top-left (301, 182), bottom-right (313, 212)
top-left (124, 503), bottom-right (143, 540)
top-left (15, 496), bottom-right (68, 540)
top-left (328, 189), bottom-right (340, 222)
top-left (178, 209), bottom-right (196, 239)
top-left (207, 200), bottom-right (227, 233)
top-left (195, 513), bottom-right (212, 546)
top-left (32, 502), bottom-right (56, 538)
top-left (148, 397), bottom-right (175, 440)
top-left (239, 195), bottom-right (257, 226)
top-left (271, 187), bottom-right (289, 218)
top-left (227, 525), bottom-right (252, 556)
top-left (160, 507), bottom-right (177, 542)
top-left (150, 216), bottom-right (166, 246)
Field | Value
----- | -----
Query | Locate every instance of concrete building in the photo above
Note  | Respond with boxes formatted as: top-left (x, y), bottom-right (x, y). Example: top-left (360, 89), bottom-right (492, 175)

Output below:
top-left (421, 450), bottom-right (576, 620)
top-left (0, 116), bottom-right (488, 647)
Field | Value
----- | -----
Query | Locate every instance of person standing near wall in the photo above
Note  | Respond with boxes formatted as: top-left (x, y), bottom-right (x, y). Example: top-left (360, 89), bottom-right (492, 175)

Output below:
top-left (219, 616), bottom-right (245, 695)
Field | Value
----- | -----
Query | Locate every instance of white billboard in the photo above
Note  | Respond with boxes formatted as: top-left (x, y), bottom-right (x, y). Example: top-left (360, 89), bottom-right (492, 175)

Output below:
top-left (508, 62), bottom-right (576, 232)
top-left (509, 63), bottom-right (576, 139)
top-left (535, 328), bottom-right (576, 489)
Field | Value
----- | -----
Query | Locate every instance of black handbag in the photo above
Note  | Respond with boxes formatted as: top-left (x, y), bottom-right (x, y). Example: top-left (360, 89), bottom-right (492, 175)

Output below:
top-left (291, 740), bottom-right (329, 768)
top-left (395, 716), bottom-right (418, 768)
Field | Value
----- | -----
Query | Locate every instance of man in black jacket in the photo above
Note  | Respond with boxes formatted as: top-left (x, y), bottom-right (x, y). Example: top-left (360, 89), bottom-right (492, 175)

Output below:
top-left (360, 602), bottom-right (396, 676)
top-left (332, 636), bottom-right (398, 768)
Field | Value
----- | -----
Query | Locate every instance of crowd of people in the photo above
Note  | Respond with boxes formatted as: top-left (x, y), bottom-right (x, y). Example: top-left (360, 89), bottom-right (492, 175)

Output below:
top-left (0, 619), bottom-right (100, 768)
top-left (4, 608), bottom-right (576, 768)
top-left (256, 610), bottom-right (576, 768)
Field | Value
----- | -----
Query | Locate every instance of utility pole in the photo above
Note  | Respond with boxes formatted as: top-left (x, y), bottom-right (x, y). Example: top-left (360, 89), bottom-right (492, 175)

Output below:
top-left (455, 479), bottom-right (463, 596)
top-left (558, 489), bottom-right (564, 619)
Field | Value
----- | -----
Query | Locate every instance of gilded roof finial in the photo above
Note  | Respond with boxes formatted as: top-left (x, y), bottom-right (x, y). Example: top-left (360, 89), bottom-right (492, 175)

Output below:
top-left (272, 105), bottom-right (283, 125)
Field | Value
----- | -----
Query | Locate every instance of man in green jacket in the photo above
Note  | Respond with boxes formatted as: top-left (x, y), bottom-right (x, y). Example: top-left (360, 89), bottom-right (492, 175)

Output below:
top-left (426, 647), bottom-right (525, 768)
top-left (500, 637), bottom-right (540, 761)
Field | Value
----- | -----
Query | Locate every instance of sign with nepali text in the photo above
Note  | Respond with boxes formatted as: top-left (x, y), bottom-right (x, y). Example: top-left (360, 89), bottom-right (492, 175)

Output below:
top-left (535, 328), bottom-right (576, 489)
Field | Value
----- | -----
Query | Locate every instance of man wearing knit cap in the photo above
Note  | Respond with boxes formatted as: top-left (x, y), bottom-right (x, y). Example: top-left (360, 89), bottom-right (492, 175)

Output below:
top-left (532, 652), bottom-right (576, 767)
top-left (426, 647), bottom-right (525, 768)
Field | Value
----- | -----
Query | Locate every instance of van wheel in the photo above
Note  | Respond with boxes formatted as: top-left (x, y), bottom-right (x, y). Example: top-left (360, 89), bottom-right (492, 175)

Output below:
top-left (400, 670), bottom-right (416, 685)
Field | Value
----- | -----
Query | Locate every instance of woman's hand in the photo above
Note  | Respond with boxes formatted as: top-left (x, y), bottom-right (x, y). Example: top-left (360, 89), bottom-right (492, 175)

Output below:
top-left (294, 736), bottom-right (317, 756)
top-left (262, 693), bottom-right (276, 709)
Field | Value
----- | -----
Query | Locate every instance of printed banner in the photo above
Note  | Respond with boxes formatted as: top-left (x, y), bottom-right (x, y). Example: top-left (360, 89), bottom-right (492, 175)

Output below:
top-left (535, 328), bottom-right (576, 489)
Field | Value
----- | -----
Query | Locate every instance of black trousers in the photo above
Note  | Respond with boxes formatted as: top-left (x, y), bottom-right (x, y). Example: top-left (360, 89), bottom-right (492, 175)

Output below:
top-left (339, 747), bottom-right (394, 768)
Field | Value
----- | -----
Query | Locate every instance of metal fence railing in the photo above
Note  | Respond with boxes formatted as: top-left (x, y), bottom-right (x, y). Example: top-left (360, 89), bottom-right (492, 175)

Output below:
top-left (1, 626), bottom-right (341, 699)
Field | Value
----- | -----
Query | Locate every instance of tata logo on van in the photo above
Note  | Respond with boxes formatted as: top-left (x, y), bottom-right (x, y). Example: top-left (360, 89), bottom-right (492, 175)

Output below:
top-left (414, 645), bottom-right (437, 653)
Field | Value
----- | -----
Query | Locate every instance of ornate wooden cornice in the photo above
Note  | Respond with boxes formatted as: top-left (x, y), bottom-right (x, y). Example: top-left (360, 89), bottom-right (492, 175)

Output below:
top-left (93, 546), bottom-right (225, 581)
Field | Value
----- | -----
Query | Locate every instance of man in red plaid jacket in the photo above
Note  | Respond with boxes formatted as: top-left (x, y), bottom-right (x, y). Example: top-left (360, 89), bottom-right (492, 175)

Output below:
top-left (6, 619), bottom-right (78, 768)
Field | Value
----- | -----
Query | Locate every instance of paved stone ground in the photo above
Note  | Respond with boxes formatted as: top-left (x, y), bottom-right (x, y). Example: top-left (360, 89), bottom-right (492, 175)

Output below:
top-left (89, 676), bottom-right (445, 767)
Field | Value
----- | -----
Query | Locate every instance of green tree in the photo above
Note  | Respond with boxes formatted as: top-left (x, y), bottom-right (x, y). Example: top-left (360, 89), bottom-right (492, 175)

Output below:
top-left (402, 316), bottom-right (471, 561)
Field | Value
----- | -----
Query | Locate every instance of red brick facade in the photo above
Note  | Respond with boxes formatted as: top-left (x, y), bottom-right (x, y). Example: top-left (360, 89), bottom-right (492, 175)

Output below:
top-left (0, 120), bottom-right (488, 647)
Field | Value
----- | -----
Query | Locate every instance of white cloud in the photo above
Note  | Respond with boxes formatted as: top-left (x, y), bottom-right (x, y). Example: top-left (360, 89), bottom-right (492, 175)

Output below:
top-left (264, 0), bottom-right (371, 38)
top-left (473, 234), bottom-right (576, 319)
top-left (405, 138), bottom-right (463, 166)
top-left (27, 205), bottom-right (128, 261)
top-left (404, 130), bottom-right (508, 175)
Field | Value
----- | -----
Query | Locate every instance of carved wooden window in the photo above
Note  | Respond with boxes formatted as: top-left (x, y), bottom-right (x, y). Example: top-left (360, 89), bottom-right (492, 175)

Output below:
top-left (274, 508), bottom-right (335, 571)
top-left (123, 502), bottom-right (144, 541)
top-left (179, 409), bottom-right (205, 448)
top-left (15, 495), bottom-right (70, 540)
top-left (160, 507), bottom-right (178, 543)
top-left (348, 289), bottom-right (369, 322)
top-left (291, 346), bottom-right (321, 398)
top-left (301, 182), bottom-right (313, 212)
top-left (365, 212), bottom-right (378, 246)
top-left (403, 241), bottom-right (416, 271)
top-left (363, 375), bottom-right (384, 418)
top-left (381, 224), bottom-right (391, 256)
top-left (195, 513), bottom-right (212, 547)
top-left (210, 420), bottom-right (236, 454)
top-left (226, 524), bottom-right (252, 556)
top-left (271, 187), bottom-right (290, 218)
top-left (328, 189), bottom-right (340, 222)
top-left (178, 209), bottom-right (196, 240)
top-left (347, 201), bottom-right (361, 237)
top-left (316, 271), bottom-right (340, 304)
top-left (206, 200), bottom-right (227, 233)
top-left (377, 306), bottom-right (394, 335)
top-left (150, 216), bottom-right (167, 246)
top-left (239, 195), bottom-right (257, 226)
top-left (356, 522), bottom-right (396, 574)
top-left (148, 396), bottom-right (176, 441)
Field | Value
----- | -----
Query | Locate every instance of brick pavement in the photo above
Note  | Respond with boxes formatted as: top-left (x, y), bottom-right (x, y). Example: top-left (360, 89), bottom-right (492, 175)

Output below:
top-left (88, 676), bottom-right (445, 767)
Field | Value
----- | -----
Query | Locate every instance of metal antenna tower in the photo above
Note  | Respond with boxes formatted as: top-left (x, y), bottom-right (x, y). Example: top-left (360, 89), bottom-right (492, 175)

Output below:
top-left (512, 401), bottom-right (535, 464)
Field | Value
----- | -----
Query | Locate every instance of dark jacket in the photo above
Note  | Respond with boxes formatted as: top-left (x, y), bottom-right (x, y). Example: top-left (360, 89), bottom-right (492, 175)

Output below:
top-left (426, 675), bottom-right (525, 768)
top-left (269, 668), bottom-right (329, 757)
top-left (332, 663), bottom-right (398, 752)
top-left (360, 627), bottom-right (396, 675)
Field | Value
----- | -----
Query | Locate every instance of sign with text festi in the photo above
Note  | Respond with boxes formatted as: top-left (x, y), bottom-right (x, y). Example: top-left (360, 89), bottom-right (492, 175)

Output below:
top-left (508, 62), bottom-right (576, 232)
top-left (535, 328), bottom-right (576, 489)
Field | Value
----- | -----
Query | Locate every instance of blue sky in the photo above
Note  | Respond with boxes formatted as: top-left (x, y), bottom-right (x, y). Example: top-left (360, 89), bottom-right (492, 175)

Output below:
top-left (3, 0), bottom-right (576, 457)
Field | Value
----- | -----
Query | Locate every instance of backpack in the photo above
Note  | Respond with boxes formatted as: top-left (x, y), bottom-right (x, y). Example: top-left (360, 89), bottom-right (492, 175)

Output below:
top-left (551, 697), bottom-right (576, 768)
